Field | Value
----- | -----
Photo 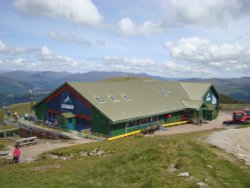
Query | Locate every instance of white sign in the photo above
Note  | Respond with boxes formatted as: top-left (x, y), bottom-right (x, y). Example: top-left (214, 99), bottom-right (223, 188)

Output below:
top-left (61, 104), bottom-right (74, 109)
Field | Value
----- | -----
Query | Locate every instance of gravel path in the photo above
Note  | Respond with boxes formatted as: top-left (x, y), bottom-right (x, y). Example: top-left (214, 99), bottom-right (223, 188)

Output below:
top-left (154, 111), bottom-right (250, 165)
top-left (207, 127), bottom-right (250, 165)
top-left (154, 111), bottom-right (231, 136)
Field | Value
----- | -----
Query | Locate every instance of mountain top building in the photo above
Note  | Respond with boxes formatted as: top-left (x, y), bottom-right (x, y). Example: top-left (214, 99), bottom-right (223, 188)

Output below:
top-left (33, 80), bottom-right (219, 138)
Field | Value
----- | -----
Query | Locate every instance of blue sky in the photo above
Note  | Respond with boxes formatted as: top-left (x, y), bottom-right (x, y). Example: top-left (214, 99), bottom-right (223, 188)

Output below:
top-left (0, 0), bottom-right (249, 78)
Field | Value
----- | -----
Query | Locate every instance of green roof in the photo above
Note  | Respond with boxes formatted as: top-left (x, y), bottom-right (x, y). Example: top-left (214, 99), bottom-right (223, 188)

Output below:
top-left (65, 81), bottom-right (213, 123)
top-left (181, 100), bottom-right (203, 110)
top-left (179, 82), bottom-right (212, 100)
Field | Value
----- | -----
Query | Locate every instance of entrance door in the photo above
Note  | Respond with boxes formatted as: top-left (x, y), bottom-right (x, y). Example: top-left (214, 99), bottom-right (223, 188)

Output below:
top-left (207, 111), bottom-right (212, 120)
top-left (202, 110), bottom-right (207, 120)
top-left (68, 118), bottom-right (72, 131)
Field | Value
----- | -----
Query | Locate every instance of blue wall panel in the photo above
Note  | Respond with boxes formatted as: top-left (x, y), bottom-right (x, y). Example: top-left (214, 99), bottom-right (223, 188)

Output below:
top-left (47, 88), bottom-right (92, 117)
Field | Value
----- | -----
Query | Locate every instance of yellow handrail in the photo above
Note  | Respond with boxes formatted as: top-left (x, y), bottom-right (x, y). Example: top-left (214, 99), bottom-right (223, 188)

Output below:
top-left (108, 130), bottom-right (141, 141)
top-left (162, 120), bottom-right (189, 127)
top-left (108, 120), bottom-right (189, 141)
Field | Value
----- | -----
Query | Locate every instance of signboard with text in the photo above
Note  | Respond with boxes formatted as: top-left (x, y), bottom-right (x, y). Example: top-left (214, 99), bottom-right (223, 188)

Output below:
top-left (61, 104), bottom-right (74, 109)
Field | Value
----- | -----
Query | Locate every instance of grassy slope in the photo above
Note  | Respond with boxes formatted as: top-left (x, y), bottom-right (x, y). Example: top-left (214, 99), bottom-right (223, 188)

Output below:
top-left (220, 103), bottom-right (250, 111)
top-left (7, 102), bottom-right (32, 115)
top-left (0, 102), bottom-right (31, 131)
top-left (0, 131), bottom-right (250, 188)
top-left (0, 109), bottom-right (4, 127)
top-left (0, 139), bottom-right (14, 151)
top-left (219, 94), bottom-right (244, 104)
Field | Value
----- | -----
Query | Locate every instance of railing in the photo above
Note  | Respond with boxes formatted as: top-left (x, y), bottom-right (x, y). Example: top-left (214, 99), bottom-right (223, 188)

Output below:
top-left (108, 130), bottom-right (141, 141)
top-left (162, 120), bottom-right (189, 127)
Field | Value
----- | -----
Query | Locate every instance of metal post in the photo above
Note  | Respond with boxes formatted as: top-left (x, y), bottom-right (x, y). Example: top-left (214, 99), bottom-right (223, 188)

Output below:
top-left (3, 121), bottom-right (6, 138)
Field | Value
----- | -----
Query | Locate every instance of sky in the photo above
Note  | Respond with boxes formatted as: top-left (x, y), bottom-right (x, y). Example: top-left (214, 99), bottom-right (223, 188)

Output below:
top-left (0, 0), bottom-right (249, 78)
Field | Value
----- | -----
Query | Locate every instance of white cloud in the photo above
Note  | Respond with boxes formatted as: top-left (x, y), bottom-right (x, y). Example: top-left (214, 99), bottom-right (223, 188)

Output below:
top-left (0, 44), bottom-right (82, 72)
top-left (116, 0), bottom-right (250, 36)
top-left (12, 58), bottom-right (26, 65)
top-left (0, 40), bottom-right (26, 54)
top-left (0, 40), bottom-right (8, 52)
top-left (118, 17), bottom-right (160, 36)
top-left (13, 0), bottom-right (102, 26)
top-left (40, 46), bottom-right (52, 57)
top-left (1, 40), bottom-right (250, 78)
top-left (165, 37), bottom-right (250, 76)
top-left (102, 55), bottom-right (156, 67)
top-left (48, 31), bottom-right (106, 46)
top-left (164, 61), bottom-right (215, 77)
top-left (92, 55), bottom-right (166, 75)
top-left (39, 46), bottom-right (80, 69)
top-left (168, 0), bottom-right (250, 26)
top-left (118, 18), bottom-right (136, 36)
top-left (166, 37), bottom-right (249, 63)
top-left (96, 55), bottom-right (219, 77)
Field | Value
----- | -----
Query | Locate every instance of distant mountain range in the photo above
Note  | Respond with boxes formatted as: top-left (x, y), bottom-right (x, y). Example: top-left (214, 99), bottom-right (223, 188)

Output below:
top-left (0, 70), bottom-right (168, 94)
top-left (0, 70), bottom-right (172, 105)
top-left (0, 70), bottom-right (249, 105)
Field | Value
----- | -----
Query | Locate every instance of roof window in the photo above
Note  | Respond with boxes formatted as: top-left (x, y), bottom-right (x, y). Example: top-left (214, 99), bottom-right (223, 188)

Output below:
top-left (109, 96), bottom-right (120, 102)
top-left (160, 89), bottom-right (171, 97)
top-left (94, 97), bottom-right (105, 103)
top-left (123, 95), bottom-right (133, 101)
top-left (160, 92), bottom-right (168, 97)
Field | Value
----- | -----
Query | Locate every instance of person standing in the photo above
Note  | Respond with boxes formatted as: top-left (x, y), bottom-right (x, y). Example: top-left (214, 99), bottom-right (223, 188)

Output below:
top-left (12, 144), bottom-right (21, 164)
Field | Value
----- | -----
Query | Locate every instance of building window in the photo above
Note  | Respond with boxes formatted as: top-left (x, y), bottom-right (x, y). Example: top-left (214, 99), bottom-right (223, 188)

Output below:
top-left (109, 95), bottom-right (120, 102)
top-left (123, 95), bottom-right (133, 101)
top-left (94, 97), bottom-right (105, 103)
top-left (128, 121), bottom-right (136, 128)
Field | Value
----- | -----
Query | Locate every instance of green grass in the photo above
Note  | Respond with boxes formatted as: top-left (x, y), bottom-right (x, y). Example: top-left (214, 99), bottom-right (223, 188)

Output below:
top-left (8, 102), bottom-right (32, 116)
top-left (0, 131), bottom-right (250, 188)
top-left (0, 139), bottom-right (14, 150)
top-left (0, 109), bottom-right (4, 126)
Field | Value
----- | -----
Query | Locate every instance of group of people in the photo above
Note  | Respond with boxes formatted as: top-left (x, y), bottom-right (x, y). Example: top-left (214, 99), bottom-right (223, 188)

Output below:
top-left (45, 119), bottom-right (58, 127)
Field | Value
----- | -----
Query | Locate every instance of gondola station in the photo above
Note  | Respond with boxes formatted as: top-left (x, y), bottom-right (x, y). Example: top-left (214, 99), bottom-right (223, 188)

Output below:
top-left (33, 81), bottom-right (219, 139)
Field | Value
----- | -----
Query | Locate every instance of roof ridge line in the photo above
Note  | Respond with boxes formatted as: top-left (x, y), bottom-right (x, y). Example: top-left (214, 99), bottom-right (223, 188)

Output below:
top-left (178, 82), bottom-right (192, 100)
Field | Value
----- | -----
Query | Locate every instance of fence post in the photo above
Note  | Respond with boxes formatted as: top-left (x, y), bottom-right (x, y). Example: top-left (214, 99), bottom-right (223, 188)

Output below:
top-left (3, 121), bottom-right (6, 138)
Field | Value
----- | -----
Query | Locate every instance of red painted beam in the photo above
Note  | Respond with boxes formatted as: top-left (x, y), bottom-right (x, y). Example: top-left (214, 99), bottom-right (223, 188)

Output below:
top-left (47, 109), bottom-right (91, 120)
top-left (45, 86), bottom-right (68, 103)
top-left (48, 109), bottom-right (61, 114)
top-left (75, 114), bottom-right (91, 120)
